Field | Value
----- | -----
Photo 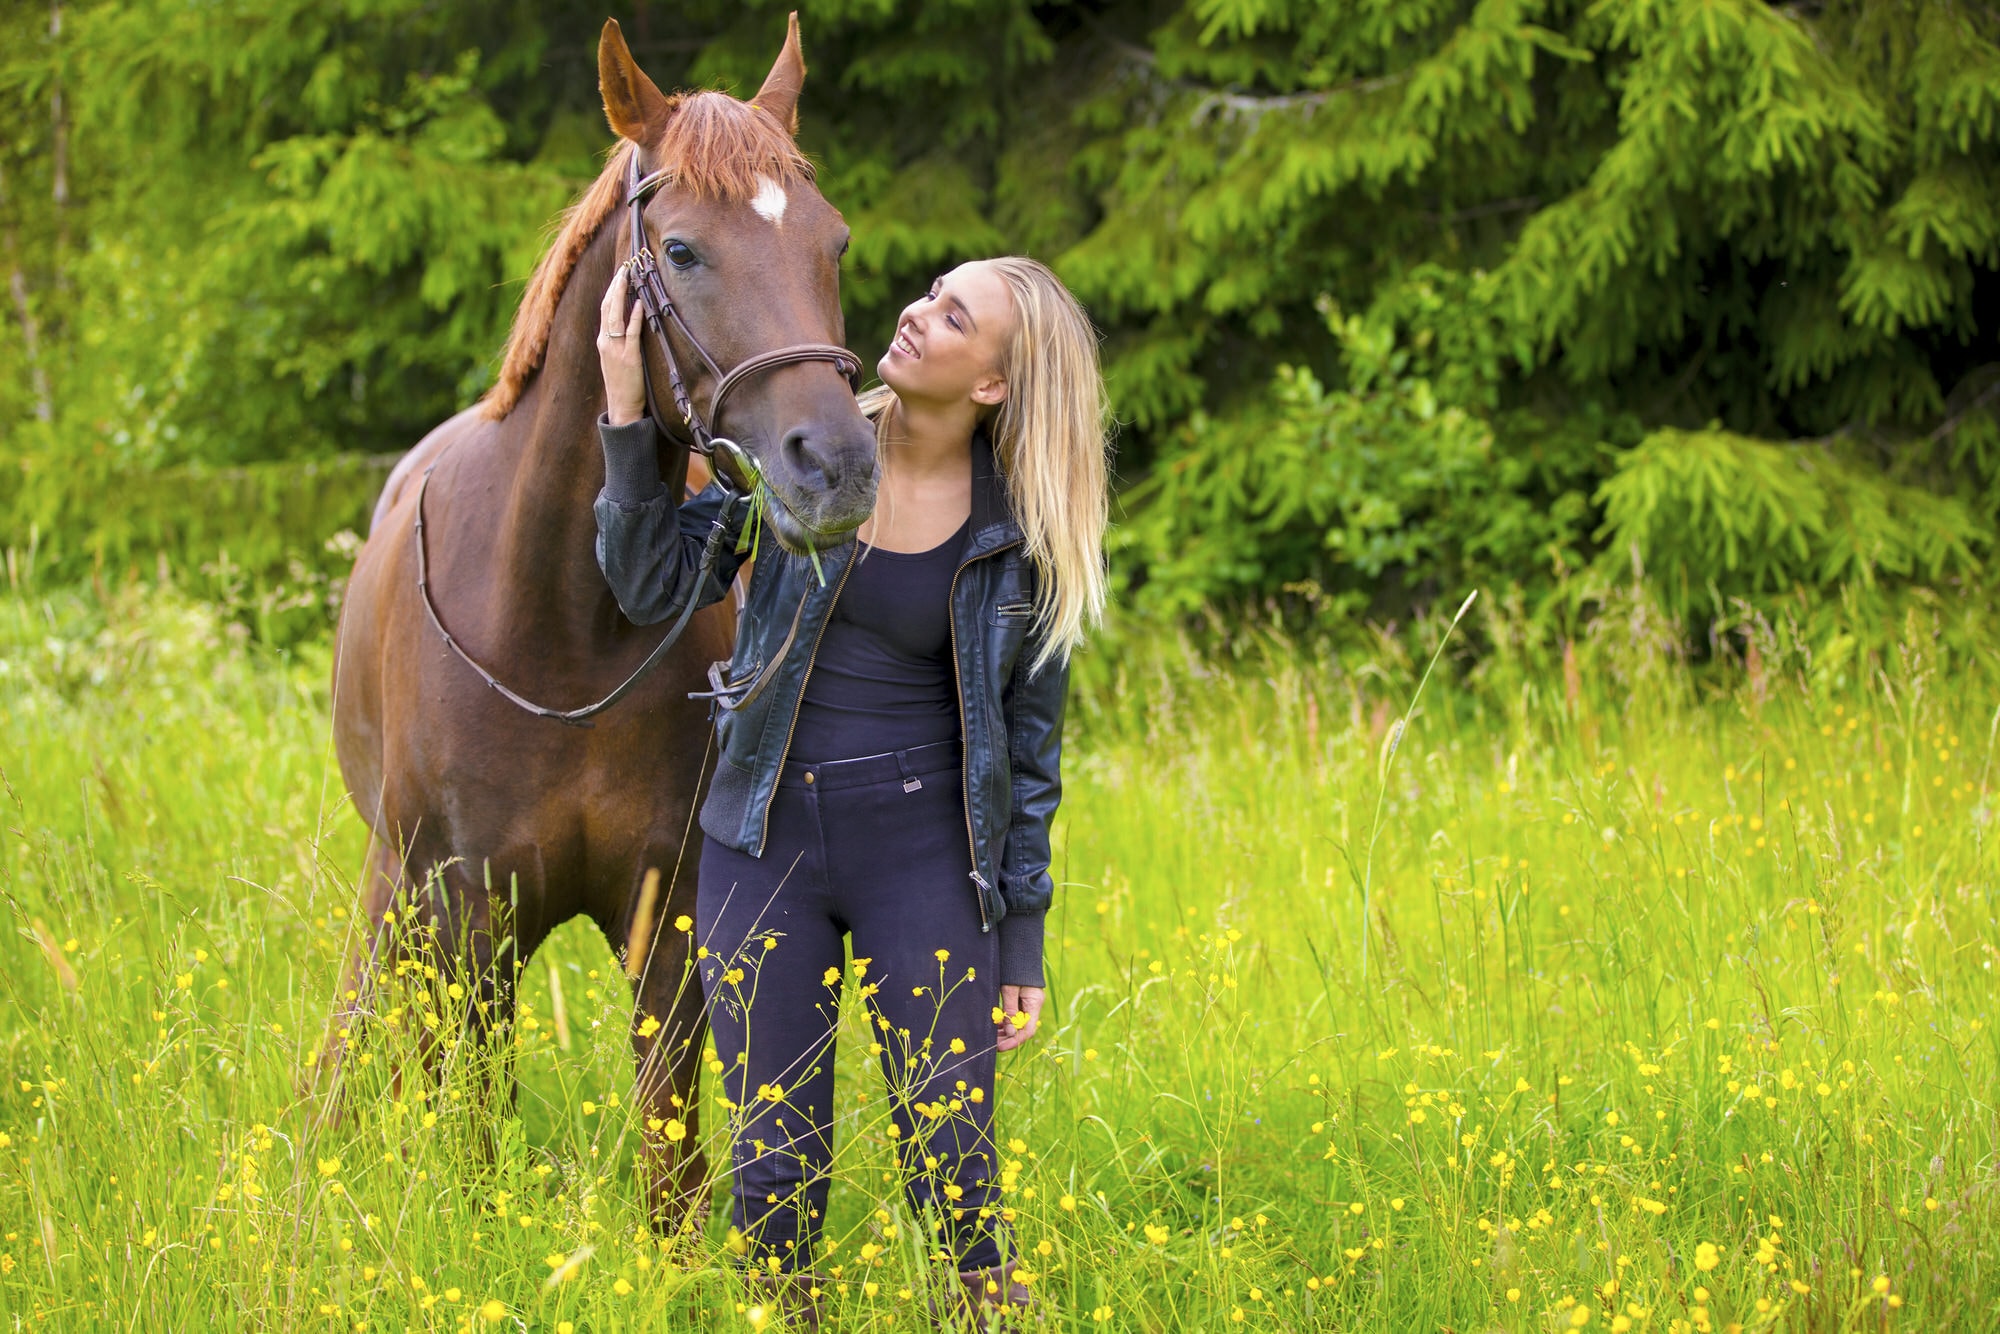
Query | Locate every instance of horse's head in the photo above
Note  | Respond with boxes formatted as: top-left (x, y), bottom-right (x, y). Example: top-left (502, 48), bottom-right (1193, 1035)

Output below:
top-left (600, 16), bottom-right (876, 553)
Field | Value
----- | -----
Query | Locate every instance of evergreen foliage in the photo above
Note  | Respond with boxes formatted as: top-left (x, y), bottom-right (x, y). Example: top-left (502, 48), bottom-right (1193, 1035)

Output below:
top-left (2, 0), bottom-right (1997, 636)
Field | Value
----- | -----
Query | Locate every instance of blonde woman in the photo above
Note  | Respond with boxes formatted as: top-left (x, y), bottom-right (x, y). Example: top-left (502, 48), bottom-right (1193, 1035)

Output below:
top-left (594, 256), bottom-right (1110, 1328)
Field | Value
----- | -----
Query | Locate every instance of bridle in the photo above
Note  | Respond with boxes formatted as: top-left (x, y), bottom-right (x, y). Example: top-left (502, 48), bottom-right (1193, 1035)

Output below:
top-left (618, 147), bottom-right (861, 483)
top-left (411, 146), bottom-right (863, 728)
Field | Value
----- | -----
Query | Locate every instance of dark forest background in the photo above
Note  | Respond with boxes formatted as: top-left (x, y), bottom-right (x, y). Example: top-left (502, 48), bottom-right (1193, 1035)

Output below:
top-left (3, 0), bottom-right (1997, 651)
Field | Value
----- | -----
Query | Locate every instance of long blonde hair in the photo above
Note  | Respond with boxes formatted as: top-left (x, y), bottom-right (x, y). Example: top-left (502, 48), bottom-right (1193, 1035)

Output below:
top-left (859, 257), bottom-right (1110, 674)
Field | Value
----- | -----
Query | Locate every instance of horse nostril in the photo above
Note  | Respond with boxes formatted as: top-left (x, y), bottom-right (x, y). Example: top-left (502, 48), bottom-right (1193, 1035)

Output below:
top-left (781, 427), bottom-right (845, 492)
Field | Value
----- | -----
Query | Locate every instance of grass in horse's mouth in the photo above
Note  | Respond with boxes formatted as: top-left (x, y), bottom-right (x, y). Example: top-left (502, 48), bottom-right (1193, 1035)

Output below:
top-left (732, 452), bottom-right (827, 586)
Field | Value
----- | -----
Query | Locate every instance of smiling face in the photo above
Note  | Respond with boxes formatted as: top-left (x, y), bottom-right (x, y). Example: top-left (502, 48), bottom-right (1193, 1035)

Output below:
top-left (878, 261), bottom-right (1017, 414)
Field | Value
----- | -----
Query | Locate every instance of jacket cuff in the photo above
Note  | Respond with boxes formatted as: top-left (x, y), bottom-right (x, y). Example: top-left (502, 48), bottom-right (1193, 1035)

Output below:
top-left (598, 412), bottom-right (665, 504)
top-left (997, 911), bottom-right (1046, 989)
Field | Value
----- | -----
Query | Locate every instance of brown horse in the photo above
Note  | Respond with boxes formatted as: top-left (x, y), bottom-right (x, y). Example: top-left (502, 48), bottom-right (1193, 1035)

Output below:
top-left (322, 16), bottom-right (876, 1231)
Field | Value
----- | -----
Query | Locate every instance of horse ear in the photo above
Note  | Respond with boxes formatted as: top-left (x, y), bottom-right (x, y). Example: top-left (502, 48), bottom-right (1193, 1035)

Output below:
top-left (752, 12), bottom-right (806, 136)
top-left (599, 18), bottom-right (671, 143)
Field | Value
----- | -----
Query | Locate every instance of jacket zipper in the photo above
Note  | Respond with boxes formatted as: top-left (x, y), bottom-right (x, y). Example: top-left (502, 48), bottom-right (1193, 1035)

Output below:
top-left (948, 533), bottom-right (1023, 933)
top-left (756, 547), bottom-right (858, 853)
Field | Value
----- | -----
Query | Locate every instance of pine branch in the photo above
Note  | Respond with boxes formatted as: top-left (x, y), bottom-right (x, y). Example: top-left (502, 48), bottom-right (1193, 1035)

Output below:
top-left (1419, 196), bottom-right (1542, 225)
top-left (1187, 75), bottom-right (1407, 126)
top-left (1078, 11), bottom-right (1157, 72)
top-left (1927, 374), bottom-right (2000, 445)
top-left (1080, 11), bottom-right (1407, 125)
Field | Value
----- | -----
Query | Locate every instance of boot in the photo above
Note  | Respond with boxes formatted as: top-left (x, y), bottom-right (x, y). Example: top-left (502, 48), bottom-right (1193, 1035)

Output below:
top-left (940, 1259), bottom-right (1042, 1332)
top-left (748, 1269), bottom-right (827, 1330)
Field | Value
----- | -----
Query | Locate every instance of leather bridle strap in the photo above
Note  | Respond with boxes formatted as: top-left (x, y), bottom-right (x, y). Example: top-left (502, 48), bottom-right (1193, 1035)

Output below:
top-left (710, 342), bottom-right (862, 434)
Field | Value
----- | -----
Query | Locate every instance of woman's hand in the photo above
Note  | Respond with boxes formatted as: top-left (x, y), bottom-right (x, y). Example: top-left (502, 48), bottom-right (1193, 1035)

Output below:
top-left (995, 985), bottom-right (1045, 1053)
top-left (598, 265), bottom-right (648, 426)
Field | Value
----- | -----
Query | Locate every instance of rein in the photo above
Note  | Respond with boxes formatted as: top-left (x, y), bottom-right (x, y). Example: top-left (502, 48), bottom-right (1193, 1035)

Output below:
top-left (411, 147), bottom-right (862, 728)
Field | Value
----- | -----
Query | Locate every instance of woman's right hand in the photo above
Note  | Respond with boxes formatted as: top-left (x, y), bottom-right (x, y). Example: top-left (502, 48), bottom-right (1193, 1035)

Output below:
top-left (598, 265), bottom-right (648, 426)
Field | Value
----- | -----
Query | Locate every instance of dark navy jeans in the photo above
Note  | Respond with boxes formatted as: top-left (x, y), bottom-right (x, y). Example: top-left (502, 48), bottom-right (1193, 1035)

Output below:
top-left (695, 738), bottom-right (1010, 1274)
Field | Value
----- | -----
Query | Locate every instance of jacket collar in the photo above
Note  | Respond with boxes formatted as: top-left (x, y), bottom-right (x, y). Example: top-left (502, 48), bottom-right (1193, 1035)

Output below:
top-left (967, 426), bottom-right (1024, 555)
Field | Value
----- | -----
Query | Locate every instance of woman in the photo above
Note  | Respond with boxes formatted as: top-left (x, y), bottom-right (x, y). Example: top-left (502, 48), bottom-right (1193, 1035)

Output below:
top-left (592, 256), bottom-right (1109, 1328)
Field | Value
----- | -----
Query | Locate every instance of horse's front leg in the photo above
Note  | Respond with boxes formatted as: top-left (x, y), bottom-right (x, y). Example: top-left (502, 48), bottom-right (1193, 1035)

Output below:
top-left (305, 834), bottom-right (409, 1114)
top-left (408, 858), bottom-right (533, 1123)
top-left (625, 869), bottom-right (713, 1242)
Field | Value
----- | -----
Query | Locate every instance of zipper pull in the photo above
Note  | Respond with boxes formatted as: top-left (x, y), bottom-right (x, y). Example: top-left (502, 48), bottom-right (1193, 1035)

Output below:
top-left (968, 869), bottom-right (994, 932)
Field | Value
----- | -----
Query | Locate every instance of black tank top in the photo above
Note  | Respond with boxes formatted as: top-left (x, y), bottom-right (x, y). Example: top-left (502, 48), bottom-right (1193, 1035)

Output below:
top-left (789, 517), bottom-right (970, 763)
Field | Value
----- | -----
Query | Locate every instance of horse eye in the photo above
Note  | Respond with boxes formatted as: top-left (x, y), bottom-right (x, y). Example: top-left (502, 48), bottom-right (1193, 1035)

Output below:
top-left (663, 241), bottom-right (696, 270)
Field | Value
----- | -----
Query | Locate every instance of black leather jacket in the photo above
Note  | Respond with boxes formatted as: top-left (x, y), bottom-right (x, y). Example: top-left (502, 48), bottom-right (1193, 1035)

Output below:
top-left (592, 415), bottom-right (1067, 987)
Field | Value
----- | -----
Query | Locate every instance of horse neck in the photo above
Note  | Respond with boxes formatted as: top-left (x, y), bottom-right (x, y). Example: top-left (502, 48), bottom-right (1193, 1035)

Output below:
top-left (492, 231), bottom-right (691, 625)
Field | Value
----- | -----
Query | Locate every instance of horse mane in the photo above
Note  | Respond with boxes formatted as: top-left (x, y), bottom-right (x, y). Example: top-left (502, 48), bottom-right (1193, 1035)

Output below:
top-left (480, 92), bottom-right (814, 420)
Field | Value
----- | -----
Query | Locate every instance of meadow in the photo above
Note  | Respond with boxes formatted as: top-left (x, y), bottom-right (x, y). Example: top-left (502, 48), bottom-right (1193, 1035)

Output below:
top-left (0, 578), bottom-right (1994, 1331)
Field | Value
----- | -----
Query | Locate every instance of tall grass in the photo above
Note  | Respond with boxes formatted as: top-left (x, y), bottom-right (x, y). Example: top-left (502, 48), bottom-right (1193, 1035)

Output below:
top-left (0, 579), bottom-right (1995, 1330)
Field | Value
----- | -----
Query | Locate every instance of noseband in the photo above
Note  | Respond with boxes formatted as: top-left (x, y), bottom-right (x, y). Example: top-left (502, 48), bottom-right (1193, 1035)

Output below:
top-left (410, 148), bottom-right (863, 727)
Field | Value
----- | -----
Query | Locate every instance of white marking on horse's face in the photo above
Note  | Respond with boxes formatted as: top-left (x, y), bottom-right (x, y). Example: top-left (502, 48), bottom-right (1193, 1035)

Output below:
top-left (752, 175), bottom-right (788, 226)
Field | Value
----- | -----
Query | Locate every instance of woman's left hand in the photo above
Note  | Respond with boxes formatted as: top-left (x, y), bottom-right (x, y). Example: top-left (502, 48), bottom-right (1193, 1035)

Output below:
top-left (995, 985), bottom-right (1045, 1052)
